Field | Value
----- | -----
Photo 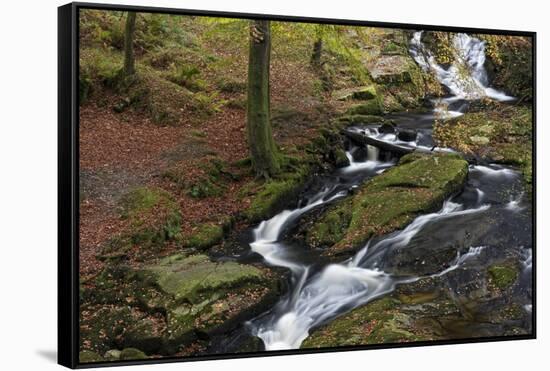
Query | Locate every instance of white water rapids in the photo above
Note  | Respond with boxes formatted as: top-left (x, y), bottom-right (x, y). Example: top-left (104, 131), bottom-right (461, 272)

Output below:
top-left (409, 31), bottom-right (514, 117)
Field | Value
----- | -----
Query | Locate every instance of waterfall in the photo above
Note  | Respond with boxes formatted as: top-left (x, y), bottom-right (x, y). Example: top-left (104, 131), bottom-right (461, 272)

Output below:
top-left (250, 191), bottom-right (491, 350)
top-left (409, 31), bottom-right (514, 117)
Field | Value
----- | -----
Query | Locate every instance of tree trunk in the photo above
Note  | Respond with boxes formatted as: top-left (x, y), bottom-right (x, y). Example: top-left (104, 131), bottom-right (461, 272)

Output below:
top-left (246, 20), bottom-right (280, 178)
top-left (311, 38), bottom-right (323, 66)
top-left (123, 12), bottom-right (137, 77)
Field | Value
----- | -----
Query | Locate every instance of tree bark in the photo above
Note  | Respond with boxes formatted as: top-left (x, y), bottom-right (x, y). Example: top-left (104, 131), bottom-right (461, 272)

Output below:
top-left (311, 38), bottom-right (323, 66)
top-left (123, 12), bottom-right (137, 77)
top-left (246, 20), bottom-right (280, 178)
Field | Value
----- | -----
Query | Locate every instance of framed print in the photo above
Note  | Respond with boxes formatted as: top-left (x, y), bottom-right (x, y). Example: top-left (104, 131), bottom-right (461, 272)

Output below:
top-left (58, 2), bottom-right (536, 368)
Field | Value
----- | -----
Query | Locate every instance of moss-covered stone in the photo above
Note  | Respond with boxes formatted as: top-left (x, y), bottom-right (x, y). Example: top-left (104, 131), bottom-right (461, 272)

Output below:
top-left (119, 348), bottom-right (147, 360)
top-left (301, 297), bottom-right (423, 348)
top-left (434, 104), bottom-right (532, 187)
top-left (244, 161), bottom-right (312, 223)
top-left (346, 98), bottom-right (383, 116)
top-left (332, 85), bottom-right (378, 101)
top-left (331, 147), bottom-right (350, 168)
top-left (103, 349), bottom-right (121, 361)
top-left (479, 35), bottom-right (533, 101)
top-left (306, 201), bottom-right (352, 248)
top-left (79, 350), bottom-right (103, 363)
top-left (183, 223), bottom-right (225, 250)
top-left (313, 153), bottom-right (468, 255)
top-left (142, 254), bottom-right (278, 345)
top-left (488, 264), bottom-right (519, 290)
top-left (81, 254), bottom-right (279, 356)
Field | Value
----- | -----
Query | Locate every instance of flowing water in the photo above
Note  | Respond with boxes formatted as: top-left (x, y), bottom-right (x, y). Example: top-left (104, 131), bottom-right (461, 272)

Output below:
top-left (231, 32), bottom-right (533, 352)
top-left (409, 31), bottom-right (514, 118)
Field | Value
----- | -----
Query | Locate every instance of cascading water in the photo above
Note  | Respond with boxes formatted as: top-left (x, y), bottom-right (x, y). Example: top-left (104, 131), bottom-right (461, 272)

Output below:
top-left (250, 184), bottom-right (493, 350)
top-left (409, 31), bottom-right (514, 117)
top-left (239, 30), bottom-right (531, 353)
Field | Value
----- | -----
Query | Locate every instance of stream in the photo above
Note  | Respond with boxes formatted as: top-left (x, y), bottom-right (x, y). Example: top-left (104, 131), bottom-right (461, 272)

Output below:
top-left (209, 31), bottom-right (532, 353)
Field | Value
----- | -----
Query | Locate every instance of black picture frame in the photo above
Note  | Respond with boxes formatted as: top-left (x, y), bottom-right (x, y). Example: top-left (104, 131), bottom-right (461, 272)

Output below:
top-left (58, 2), bottom-right (537, 368)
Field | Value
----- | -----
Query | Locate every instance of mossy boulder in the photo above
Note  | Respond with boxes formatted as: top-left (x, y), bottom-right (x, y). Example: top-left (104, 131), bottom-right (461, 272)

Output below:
top-left (307, 201), bottom-right (352, 248)
top-left (183, 222), bottom-right (225, 250)
top-left (79, 350), bottom-right (103, 363)
top-left (81, 254), bottom-right (280, 356)
top-left (103, 349), bottom-right (122, 361)
top-left (301, 297), bottom-right (424, 348)
top-left (309, 153), bottom-right (468, 256)
top-left (332, 85), bottom-right (378, 101)
top-left (243, 155), bottom-right (318, 223)
top-left (331, 147), bottom-right (350, 168)
top-left (119, 348), bottom-right (147, 360)
top-left (143, 254), bottom-right (279, 346)
top-left (479, 35), bottom-right (533, 102)
top-left (346, 98), bottom-right (383, 116)
top-left (434, 104), bottom-right (532, 187)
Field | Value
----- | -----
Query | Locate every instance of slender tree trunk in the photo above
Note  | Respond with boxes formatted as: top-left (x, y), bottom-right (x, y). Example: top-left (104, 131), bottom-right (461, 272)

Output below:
top-left (123, 12), bottom-right (137, 77)
top-left (246, 20), bottom-right (280, 178)
top-left (311, 38), bottom-right (323, 66)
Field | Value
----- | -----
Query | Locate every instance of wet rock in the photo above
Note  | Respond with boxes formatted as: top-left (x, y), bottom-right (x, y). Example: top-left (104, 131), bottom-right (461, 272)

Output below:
top-left (378, 211), bottom-right (494, 276)
top-left (312, 153), bottom-right (469, 256)
top-left (346, 98), bottom-right (384, 116)
top-left (379, 123), bottom-right (396, 134)
top-left (397, 129), bottom-right (418, 142)
top-left (351, 146), bottom-right (369, 162)
top-left (331, 147), bottom-right (350, 168)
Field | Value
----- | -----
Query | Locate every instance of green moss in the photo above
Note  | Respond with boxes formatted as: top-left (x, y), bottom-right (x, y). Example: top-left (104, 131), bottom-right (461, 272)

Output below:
top-left (119, 187), bottom-right (172, 219)
top-left (301, 297), bottom-right (411, 348)
top-left (315, 154), bottom-right (468, 255)
top-left (332, 147), bottom-right (350, 168)
top-left (164, 63), bottom-right (205, 92)
top-left (337, 114), bottom-right (387, 125)
top-left (434, 104), bottom-right (532, 187)
top-left (148, 254), bottom-right (265, 304)
top-left (79, 350), bottom-right (103, 363)
top-left (99, 187), bottom-right (182, 258)
top-left (306, 201), bottom-right (352, 248)
top-left (332, 85), bottom-right (378, 101)
top-left (346, 98), bottom-right (383, 116)
top-left (488, 264), bottom-right (519, 290)
top-left (244, 157), bottom-right (314, 222)
top-left (217, 79), bottom-right (247, 93)
top-left (119, 348), bottom-right (147, 360)
top-left (103, 349), bottom-right (122, 361)
top-left (188, 178), bottom-right (223, 198)
top-left (245, 178), bottom-right (304, 222)
top-left (184, 223), bottom-right (224, 250)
